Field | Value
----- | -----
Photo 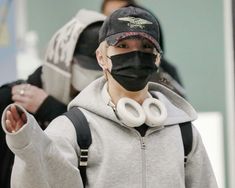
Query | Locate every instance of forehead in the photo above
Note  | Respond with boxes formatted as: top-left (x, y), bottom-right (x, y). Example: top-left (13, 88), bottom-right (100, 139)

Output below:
top-left (104, 1), bottom-right (128, 13)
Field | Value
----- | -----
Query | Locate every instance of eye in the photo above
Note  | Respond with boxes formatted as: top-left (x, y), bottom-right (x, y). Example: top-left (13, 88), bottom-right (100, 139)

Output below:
top-left (116, 42), bottom-right (128, 48)
top-left (142, 42), bottom-right (154, 49)
top-left (141, 40), bottom-right (158, 54)
top-left (143, 44), bottom-right (153, 49)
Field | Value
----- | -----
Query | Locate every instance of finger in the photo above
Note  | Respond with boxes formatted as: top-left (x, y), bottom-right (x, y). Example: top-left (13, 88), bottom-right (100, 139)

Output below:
top-left (6, 106), bottom-right (25, 132)
top-left (12, 84), bottom-right (30, 97)
top-left (12, 84), bottom-right (26, 95)
top-left (10, 105), bottom-right (21, 121)
top-left (15, 121), bottom-right (23, 132)
top-left (5, 119), bottom-right (15, 133)
top-left (11, 85), bottom-right (20, 95)
top-left (12, 93), bottom-right (29, 103)
top-left (14, 112), bottom-right (27, 132)
top-left (12, 94), bottom-right (23, 102)
top-left (21, 112), bottom-right (27, 124)
top-left (6, 111), bottom-right (16, 132)
top-left (6, 110), bottom-right (15, 125)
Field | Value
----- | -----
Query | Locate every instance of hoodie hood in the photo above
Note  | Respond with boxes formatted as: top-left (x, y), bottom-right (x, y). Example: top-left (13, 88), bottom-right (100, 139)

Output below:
top-left (68, 77), bottom-right (197, 126)
top-left (42, 9), bottom-right (105, 104)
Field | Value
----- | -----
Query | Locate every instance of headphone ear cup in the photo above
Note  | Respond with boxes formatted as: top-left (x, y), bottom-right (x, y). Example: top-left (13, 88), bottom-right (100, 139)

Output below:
top-left (116, 97), bottom-right (146, 127)
top-left (142, 98), bottom-right (167, 127)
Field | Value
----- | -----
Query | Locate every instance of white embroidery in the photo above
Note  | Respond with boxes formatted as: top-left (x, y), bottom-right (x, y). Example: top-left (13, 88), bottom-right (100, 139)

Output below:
top-left (118, 16), bottom-right (152, 29)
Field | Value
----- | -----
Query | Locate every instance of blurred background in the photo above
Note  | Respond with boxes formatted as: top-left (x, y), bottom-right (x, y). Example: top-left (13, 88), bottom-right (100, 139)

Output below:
top-left (0, 0), bottom-right (235, 187)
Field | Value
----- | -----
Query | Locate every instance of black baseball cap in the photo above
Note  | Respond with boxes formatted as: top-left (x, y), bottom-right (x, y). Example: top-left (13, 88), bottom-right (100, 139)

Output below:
top-left (99, 6), bottom-right (162, 53)
top-left (74, 21), bottom-right (103, 70)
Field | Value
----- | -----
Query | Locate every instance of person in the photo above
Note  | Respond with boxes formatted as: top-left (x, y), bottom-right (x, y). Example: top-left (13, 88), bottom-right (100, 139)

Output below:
top-left (2, 6), bottom-right (217, 188)
top-left (0, 9), bottom-right (105, 188)
top-left (100, 0), bottom-right (186, 98)
top-left (101, 0), bottom-right (137, 16)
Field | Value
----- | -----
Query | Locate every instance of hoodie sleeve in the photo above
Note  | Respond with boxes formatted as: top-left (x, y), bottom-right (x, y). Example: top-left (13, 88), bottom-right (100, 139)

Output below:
top-left (185, 125), bottom-right (218, 188)
top-left (2, 104), bottom-right (84, 188)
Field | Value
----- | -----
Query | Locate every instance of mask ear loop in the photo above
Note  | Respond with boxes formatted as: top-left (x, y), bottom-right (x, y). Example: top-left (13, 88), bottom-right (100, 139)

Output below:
top-left (142, 98), bottom-right (167, 127)
top-left (116, 97), bottom-right (146, 127)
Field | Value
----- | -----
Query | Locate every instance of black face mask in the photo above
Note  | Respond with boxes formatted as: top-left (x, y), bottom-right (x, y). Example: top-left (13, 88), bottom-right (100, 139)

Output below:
top-left (109, 51), bottom-right (158, 91)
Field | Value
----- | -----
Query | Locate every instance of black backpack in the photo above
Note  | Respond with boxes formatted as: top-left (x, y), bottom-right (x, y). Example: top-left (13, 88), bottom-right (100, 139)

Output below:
top-left (64, 107), bottom-right (192, 187)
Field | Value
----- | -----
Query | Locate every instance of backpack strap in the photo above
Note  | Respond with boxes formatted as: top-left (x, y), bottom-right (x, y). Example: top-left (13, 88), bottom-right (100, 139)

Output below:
top-left (64, 107), bottom-right (92, 187)
top-left (179, 121), bottom-right (193, 166)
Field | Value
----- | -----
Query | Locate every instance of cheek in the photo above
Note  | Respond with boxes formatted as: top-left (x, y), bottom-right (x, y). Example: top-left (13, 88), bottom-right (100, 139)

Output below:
top-left (107, 60), bottom-right (112, 71)
top-left (155, 57), bottom-right (161, 66)
top-left (100, 57), bottom-right (112, 71)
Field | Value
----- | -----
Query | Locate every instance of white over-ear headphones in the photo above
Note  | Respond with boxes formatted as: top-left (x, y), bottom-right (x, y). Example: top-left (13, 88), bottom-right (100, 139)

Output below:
top-left (115, 97), bottom-right (167, 128)
top-left (142, 98), bottom-right (167, 127)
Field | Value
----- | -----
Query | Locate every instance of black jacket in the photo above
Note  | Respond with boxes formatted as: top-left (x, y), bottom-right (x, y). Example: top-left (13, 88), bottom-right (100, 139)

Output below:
top-left (0, 66), bottom-right (67, 188)
top-left (151, 58), bottom-right (186, 98)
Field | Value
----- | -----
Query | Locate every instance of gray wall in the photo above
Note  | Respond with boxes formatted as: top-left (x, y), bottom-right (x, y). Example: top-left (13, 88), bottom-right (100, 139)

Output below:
top-left (27, 0), bottom-right (226, 113)
top-left (27, 0), bottom-right (228, 186)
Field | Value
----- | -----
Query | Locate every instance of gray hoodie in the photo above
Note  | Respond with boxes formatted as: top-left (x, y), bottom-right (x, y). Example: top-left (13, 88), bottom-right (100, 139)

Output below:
top-left (2, 77), bottom-right (217, 188)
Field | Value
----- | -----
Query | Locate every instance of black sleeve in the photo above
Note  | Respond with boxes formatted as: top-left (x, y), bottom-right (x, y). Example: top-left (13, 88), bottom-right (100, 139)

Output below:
top-left (34, 95), bottom-right (67, 129)
top-left (160, 58), bottom-right (184, 86)
top-left (27, 66), bottom-right (43, 87)
top-left (0, 79), bottom-right (27, 118)
top-left (28, 66), bottom-right (67, 127)
top-left (0, 85), bottom-right (13, 116)
top-left (0, 84), bottom-right (14, 148)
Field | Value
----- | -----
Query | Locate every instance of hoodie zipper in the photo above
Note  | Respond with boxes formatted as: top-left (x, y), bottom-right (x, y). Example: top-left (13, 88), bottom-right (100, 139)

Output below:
top-left (128, 128), bottom-right (163, 188)
top-left (139, 129), bottom-right (164, 188)
top-left (140, 136), bottom-right (147, 188)
top-left (124, 126), bottom-right (163, 188)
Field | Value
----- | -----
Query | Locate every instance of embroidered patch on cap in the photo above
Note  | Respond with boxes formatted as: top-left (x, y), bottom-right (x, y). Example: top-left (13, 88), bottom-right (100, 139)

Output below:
top-left (118, 16), bottom-right (152, 29)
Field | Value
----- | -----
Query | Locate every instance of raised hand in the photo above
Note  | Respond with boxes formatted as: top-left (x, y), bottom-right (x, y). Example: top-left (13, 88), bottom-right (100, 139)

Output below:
top-left (5, 105), bottom-right (27, 133)
top-left (11, 84), bottom-right (48, 113)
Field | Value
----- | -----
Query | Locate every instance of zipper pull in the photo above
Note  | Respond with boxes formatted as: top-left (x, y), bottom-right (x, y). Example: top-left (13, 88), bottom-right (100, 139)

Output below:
top-left (141, 137), bottom-right (146, 150)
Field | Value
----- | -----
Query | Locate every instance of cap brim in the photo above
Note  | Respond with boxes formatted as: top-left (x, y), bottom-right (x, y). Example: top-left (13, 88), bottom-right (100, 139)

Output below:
top-left (75, 55), bottom-right (101, 70)
top-left (106, 32), bottom-right (162, 53)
